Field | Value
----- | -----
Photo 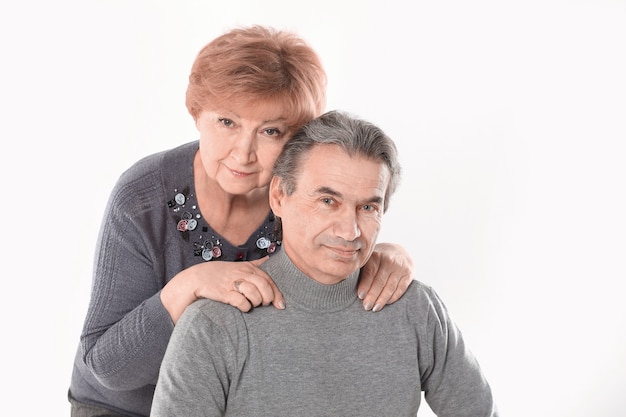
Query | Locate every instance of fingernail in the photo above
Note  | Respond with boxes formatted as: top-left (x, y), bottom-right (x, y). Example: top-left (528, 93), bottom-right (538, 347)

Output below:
top-left (278, 300), bottom-right (285, 309)
top-left (372, 304), bottom-right (382, 312)
top-left (358, 291), bottom-right (366, 300)
top-left (363, 301), bottom-right (372, 311)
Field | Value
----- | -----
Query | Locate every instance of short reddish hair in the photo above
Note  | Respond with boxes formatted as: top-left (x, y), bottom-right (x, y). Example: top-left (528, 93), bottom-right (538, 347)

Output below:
top-left (186, 25), bottom-right (327, 133)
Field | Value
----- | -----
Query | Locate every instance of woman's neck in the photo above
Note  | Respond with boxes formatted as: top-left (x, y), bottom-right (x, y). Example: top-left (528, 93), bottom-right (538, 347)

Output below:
top-left (193, 152), bottom-right (270, 245)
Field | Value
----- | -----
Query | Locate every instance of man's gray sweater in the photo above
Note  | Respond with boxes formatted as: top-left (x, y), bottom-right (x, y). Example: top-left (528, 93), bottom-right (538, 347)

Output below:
top-left (151, 249), bottom-right (498, 416)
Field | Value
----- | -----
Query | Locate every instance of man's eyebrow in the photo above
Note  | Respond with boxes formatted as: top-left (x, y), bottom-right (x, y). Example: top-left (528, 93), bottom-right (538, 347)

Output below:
top-left (314, 186), bottom-right (342, 197)
top-left (315, 186), bottom-right (384, 205)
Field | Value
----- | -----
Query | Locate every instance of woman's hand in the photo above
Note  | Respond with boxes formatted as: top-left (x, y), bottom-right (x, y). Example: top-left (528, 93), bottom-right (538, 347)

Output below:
top-left (161, 257), bottom-right (285, 324)
top-left (358, 242), bottom-right (415, 312)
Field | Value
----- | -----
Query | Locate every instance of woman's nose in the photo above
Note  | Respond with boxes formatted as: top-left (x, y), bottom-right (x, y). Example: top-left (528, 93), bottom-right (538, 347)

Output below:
top-left (230, 131), bottom-right (257, 164)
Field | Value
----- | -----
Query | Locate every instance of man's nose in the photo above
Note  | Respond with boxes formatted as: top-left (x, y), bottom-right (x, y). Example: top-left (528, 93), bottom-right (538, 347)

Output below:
top-left (333, 208), bottom-right (361, 242)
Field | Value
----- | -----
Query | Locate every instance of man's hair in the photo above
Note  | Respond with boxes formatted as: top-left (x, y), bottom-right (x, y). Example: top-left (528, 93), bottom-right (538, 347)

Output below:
top-left (273, 110), bottom-right (402, 213)
top-left (185, 25), bottom-right (327, 134)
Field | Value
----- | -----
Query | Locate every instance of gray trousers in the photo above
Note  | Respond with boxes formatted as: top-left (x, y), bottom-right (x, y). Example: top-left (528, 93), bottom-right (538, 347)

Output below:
top-left (68, 390), bottom-right (129, 417)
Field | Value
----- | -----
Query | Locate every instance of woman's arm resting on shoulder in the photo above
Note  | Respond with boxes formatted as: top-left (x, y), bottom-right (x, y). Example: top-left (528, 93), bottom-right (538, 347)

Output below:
top-left (358, 242), bottom-right (415, 312)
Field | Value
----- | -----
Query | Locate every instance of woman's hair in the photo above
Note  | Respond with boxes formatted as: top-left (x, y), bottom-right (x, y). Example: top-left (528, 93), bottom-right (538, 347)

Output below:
top-left (186, 25), bottom-right (327, 132)
top-left (273, 110), bottom-right (402, 213)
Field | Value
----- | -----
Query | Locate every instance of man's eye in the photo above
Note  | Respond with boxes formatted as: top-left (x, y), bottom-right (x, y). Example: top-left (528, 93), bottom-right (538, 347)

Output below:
top-left (362, 204), bottom-right (379, 213)
top-left (321, 198), bottom-right (334, 205)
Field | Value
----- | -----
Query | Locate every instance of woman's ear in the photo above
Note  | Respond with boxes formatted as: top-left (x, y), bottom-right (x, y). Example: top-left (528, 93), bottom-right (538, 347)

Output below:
top-left (269, 176), bottom-right (285, 216)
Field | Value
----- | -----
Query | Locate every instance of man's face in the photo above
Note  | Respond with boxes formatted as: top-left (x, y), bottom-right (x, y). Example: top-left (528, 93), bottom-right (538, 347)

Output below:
top-left (270, 144), bottom-right (390, 285)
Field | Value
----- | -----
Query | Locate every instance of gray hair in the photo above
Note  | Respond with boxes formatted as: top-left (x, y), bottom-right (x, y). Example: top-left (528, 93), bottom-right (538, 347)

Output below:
top-left (272, 110), bottom-right (402, 212)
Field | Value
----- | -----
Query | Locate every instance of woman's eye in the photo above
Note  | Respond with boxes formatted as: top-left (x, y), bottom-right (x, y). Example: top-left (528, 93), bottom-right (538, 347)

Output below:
top-left (264, 128), bottom-right (282, 136)
top-left (218, 118), bottom-right (234, 127)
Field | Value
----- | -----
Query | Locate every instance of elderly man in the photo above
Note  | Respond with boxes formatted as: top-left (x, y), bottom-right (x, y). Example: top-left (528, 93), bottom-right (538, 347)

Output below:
top-left (151, 110), bottom-right (498, 416)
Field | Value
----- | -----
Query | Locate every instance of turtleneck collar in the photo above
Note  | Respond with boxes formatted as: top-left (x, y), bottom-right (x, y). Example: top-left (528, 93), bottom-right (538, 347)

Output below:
top-left (261, 249), bottom-right (360, 312)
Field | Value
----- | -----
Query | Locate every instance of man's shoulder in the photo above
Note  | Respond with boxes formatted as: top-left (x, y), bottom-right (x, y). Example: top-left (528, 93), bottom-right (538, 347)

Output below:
top-left (397, 279), bottom-right (446, 314)
top-left (169, 299), bottom-right (251, 358)
top-left (405, 279), bottom-right (436, 299)
top-left (188, 298), bottom-right (243, 322)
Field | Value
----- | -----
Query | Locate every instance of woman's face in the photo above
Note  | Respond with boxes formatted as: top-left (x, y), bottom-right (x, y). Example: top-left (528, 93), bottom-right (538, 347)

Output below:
top-left (196, 102), bottom-right (292, 196)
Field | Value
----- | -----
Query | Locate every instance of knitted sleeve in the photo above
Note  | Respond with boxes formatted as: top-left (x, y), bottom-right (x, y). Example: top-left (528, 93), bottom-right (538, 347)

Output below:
top-left (415, 283), bottom-right (499, 416)
top-left (79, 153), bottom-right (174, 390)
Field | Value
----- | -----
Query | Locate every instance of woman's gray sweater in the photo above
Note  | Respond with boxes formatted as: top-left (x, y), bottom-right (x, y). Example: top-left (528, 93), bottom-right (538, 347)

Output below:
top-left (69, 141), bottom-right (280, 416)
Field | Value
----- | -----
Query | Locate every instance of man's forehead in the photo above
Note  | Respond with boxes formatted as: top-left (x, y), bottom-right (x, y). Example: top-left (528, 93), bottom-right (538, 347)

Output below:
top-left (296, 145), bottom-right (389, 196)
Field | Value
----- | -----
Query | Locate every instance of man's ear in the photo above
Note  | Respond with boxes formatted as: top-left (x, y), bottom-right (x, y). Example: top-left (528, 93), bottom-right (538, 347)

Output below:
top-left (269, 176), bottom-right (285, 216)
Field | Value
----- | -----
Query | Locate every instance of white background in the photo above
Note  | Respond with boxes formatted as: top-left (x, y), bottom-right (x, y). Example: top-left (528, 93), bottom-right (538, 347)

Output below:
top-left (1, 1), bottom-right (625, 416)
